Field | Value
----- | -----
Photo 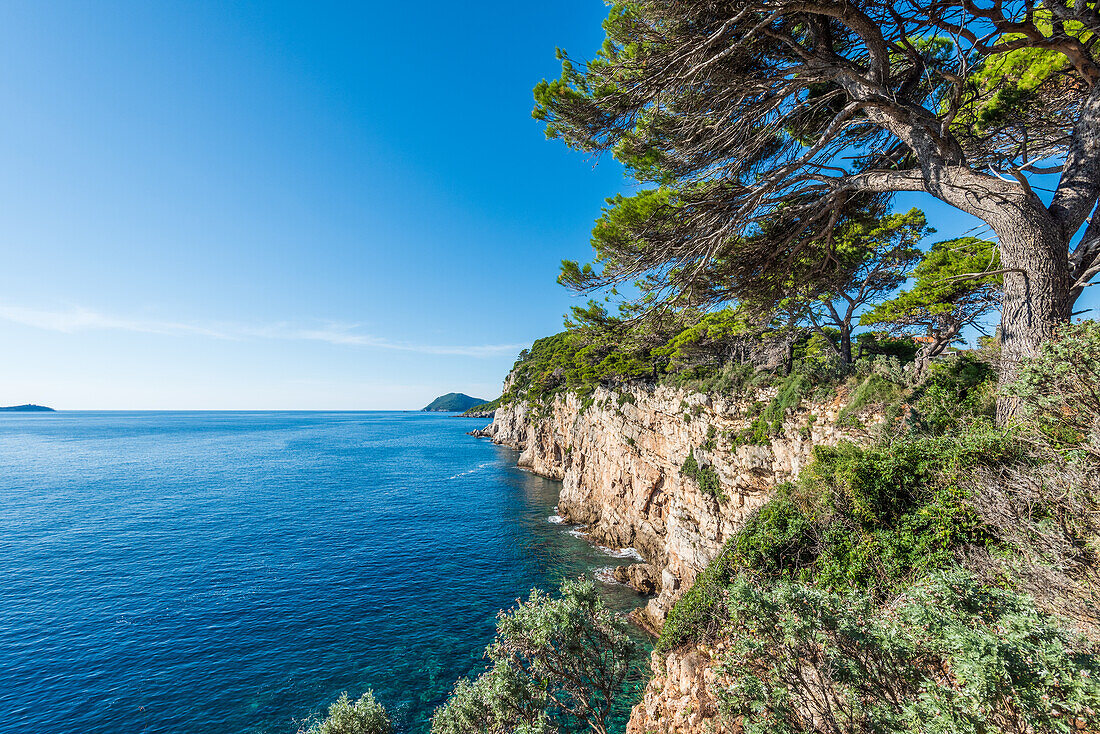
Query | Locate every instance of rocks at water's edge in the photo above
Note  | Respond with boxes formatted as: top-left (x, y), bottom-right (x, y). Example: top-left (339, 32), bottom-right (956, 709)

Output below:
top-left (461, 409), bottom-right (496, 419)
top-left (471, 384), bottom-right (884, 631)
top-left (612, 563), bottom-right (660, 594)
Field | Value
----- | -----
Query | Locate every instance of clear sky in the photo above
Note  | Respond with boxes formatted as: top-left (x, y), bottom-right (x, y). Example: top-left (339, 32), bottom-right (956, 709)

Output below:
top-left (0, 2), bottom-right (1093, 409)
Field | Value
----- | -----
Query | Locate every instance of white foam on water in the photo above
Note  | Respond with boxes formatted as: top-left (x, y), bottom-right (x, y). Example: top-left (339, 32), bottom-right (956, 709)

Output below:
top-left (566, 528), bottom-right (589, 540)
top-left (548, 514), bottom-right (566, 525)
top-left (446, 462), bottom-right (494, 480)
top-left (597, 545), bottom-right (645, 562)
top-left (594, 566), bottom-right (625, 585)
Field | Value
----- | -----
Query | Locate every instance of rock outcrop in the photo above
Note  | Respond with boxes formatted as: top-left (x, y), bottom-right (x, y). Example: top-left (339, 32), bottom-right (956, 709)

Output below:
top-left (612, 563), bottom-right (660, 595)
top-left (626, 647), bottom-right (732, 734)
top-left (473, 382), bottom-right (881, 629)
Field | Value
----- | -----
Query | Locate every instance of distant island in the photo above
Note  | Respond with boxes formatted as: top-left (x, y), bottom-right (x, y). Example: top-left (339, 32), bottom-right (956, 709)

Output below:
top-left (421, 393), bottom-right (488, 412)
top-left (0, 404), bottom-right (55, 412)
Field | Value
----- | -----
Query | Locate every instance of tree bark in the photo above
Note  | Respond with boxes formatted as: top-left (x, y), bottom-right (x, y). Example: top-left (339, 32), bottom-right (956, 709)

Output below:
top-left (994, 217), bottom-right (1072, 422)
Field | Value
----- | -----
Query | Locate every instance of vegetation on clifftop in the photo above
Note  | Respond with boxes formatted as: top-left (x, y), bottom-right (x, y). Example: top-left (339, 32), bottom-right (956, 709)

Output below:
top-left (461, 397), bottom-right (501, 416)
top-left (656, 323), bottom-right (1100, 733)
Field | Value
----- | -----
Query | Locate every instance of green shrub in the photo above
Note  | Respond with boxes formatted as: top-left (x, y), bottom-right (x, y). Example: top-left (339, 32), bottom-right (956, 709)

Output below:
top-left (431, 579), bottom-right (640, 734)
top-left (696, 465), bottom-right (722, 499)
top-left (662, 362), bottom-right (761, 396)
top-left (835, 373), bottom-right (906, 427)
top-left (733, 372), bottom-right (812, 446)
top-left (702, 424), bottom-right (718, 451)
top-left (856, 332), bottom-right (920, 362)
top-left (659, 540), bottom-right (740, 650)
top-left (1011, 320), bottom-right (1100, 454)
top-left (715, 572), bottom-right (1100, 734)
top-left (658, 424), bottom-right (1022, 649)
top-left (681, 448), bottom-right (724, 499)
top-left (913, 353), bottom-right (996, 435)
top-left (680, 449), bottom-right (699, 478)
top-left (303, 691), bottom-right (392, 734)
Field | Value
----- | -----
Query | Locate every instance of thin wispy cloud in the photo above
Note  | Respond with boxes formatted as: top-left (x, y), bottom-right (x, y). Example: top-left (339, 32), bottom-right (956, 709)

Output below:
top-left (287, 326), bottom-right (524, 357)
top-left (0, 305), bottom-right (231, 339)
top-left (0, 304), bottom-right (523, 358)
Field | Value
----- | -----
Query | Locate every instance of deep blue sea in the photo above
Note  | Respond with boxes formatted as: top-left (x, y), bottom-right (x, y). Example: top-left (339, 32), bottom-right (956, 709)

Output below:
top-left (0, 411), bottom-right (646, 734)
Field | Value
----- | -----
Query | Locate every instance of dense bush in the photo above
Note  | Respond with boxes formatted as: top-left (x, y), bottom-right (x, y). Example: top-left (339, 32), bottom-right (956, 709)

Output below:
top-left (503, 310), bottom-right (833, 410)
top-left (1012, 320), bottom-right (1100, 455)
top-left (835, 373), bottom-right (906, 428)
top-left (300, 691), bottom-right (391, 734)
top-left (716, 572), bottom-right (1100, 734)
top-left (660, 361), bottom-right (764, 396)
top-left (658, 425), bottom-right (1021, 651)
top-left (912, 353), bottom-right (997, 435)
top-left (680, 449), bottom-right (723, 499)
top-left (431, 579), bottom-right (641, 734)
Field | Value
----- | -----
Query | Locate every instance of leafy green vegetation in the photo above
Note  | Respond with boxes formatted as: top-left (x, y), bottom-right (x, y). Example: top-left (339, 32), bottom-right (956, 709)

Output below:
top-left (834, 373), bottom-right (906, 428)
top-left (501, 309), bottom-right (782, 408)
top-left (680, 448), bottom-right (722, 499)
top-left (911, 353), bottom-right (997, 435)
top-left (461, 397), bottom-right (501, 416)
top-left (1010, 320), bottom-right (1100, 456)
top-left (745, 373), bottom-right (811, 444)
top-left (302, 691), bottom-right (391, 734)
top-left (431, 579), bottom-right (641, 734)
top-left (650, 323), bottom-right (1100, 733)
top-left (716, 573), bottom-right (1100, 734)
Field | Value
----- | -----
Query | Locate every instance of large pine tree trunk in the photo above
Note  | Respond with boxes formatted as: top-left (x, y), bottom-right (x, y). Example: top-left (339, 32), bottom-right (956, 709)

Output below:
top-left (996, 219), bottom-right (1072, 422)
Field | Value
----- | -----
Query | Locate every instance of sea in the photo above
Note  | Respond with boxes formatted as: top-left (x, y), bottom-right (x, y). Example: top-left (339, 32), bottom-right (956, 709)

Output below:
top-left (0, 411), bottom-right (649, 734)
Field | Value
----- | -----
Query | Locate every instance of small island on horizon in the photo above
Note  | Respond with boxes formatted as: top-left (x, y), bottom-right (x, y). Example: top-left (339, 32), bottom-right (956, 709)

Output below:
top-left (0, 404), bottom-right (55, 412)
top-left (421, 393), bottom-right (487, 412)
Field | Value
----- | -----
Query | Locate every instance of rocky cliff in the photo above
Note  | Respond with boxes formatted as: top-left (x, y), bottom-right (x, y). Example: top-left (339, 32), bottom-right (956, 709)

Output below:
top-left (473, 382), bottom-right (882, 631)
top-left (626, 646), bottom-right (731, 734)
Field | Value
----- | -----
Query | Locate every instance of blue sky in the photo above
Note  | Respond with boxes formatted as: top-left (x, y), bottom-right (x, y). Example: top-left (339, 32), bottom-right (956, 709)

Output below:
top-left (0, 2), bottom-right (1091, 409)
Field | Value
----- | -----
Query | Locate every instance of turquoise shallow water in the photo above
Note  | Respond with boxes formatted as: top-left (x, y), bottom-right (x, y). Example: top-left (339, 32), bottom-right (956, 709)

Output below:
top-left (0, 411), bottom-right (646, 734)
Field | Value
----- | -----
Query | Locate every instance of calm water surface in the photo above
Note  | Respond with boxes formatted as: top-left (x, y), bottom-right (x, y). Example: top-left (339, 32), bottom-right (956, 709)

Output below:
top-left (0, 411), bottom-right (646, 734)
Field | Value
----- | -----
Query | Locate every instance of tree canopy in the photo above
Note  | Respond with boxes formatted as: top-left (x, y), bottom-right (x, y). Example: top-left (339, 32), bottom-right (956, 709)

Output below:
top-left (863, 236), bottom-right (1002, 367)
top-left (535, 0), bottom-right (1100, 411)
top-left (783, 208), bottom-right (929, 364)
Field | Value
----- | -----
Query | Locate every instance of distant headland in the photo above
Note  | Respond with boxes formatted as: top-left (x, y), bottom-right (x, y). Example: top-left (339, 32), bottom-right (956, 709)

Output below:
top-left (0, 404), bottom-right (55, 412)
top-left (421, 393), bottom-right (487, 412)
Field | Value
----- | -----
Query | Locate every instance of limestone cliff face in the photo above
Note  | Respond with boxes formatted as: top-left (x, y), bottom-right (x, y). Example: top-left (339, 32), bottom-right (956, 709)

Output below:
top-left (476, 382), bottom-right (880, 629)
